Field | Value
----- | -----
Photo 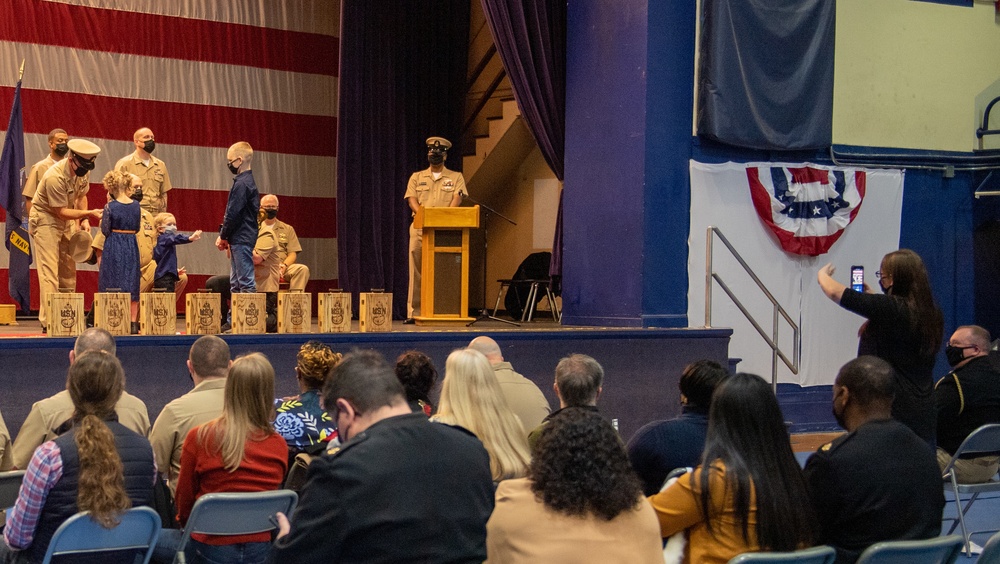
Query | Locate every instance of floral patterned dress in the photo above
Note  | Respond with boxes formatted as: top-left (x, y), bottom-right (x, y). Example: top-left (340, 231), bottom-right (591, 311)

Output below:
top-left (274, 389), bottom-right (337, 451)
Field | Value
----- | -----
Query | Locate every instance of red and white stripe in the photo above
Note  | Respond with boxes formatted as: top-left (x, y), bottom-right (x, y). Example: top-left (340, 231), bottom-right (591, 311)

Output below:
top-left (0, 0), bottom-right (340, 310)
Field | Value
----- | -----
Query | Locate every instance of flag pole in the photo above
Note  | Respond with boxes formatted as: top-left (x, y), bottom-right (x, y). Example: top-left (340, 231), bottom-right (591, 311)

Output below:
top-left (18, 59), bottom-right (24, 81)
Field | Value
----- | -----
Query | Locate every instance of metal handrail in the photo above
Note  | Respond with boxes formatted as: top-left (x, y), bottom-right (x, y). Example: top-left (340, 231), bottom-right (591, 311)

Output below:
top-left (704, 226), bottom-right (800, 393)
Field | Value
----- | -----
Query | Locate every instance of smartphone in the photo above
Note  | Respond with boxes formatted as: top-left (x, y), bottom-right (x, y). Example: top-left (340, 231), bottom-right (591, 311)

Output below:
top-left (851, 265), bottom-right (865, 293)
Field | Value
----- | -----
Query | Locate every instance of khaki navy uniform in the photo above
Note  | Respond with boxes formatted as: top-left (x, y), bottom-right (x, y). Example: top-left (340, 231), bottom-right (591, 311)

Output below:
top-left (116, 152), bottom-right (172, 216)
top-left (30, 160), bottom-right (90, 328)
top-left (11, 389), bottom-right (150, 470)
top-left (254, 226), bottom-right (281, 293)
top-left (0, 409), bottom-right (12, 471)
top-left (22, 154), bottom-right (57, 203)
top-left (493, 362), bottom-right (551, 432)
top-left (404, 167), bottom-right (467, 317)
top-left (271, 219), bottom-right (309, 291)
top-left (148, 378), bottom-right (226, 493)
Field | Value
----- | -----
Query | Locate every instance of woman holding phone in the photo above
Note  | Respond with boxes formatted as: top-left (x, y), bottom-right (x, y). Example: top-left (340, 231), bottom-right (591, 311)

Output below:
top-left (817, 249), bottom-right (943, 445)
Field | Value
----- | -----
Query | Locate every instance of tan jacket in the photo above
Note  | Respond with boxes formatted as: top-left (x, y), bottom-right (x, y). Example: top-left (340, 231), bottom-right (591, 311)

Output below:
top-left (486, 478), bottom-right (664, 563)
top-left (11, 389), bottom-right (150, 469)
top-left (148, 378), bottom-right (226, 493)
top-left (493, 362), bottom-right (551, 434)
top-left (0, 409), bottom-right (12, 471)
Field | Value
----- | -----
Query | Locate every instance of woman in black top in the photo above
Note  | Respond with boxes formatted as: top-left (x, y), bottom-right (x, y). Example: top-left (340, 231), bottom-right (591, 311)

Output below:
top-left (818, 249), bottom-right (943, 444)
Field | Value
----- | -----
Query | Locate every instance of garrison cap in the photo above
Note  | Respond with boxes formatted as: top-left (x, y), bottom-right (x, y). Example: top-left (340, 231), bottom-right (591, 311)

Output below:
top-left (425, 137), bottom-right (452, 151)
top-left (67, 139), bottom-right (101, 159)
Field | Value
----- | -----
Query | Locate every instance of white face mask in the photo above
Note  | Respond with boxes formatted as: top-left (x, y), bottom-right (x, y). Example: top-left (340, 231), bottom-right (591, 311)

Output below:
top-left (163, 225), bottom-right (177, 234)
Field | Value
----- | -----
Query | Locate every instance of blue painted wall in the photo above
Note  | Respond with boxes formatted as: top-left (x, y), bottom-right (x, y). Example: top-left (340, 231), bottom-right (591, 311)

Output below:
top-left (563, 0), bottom-right (987, 358)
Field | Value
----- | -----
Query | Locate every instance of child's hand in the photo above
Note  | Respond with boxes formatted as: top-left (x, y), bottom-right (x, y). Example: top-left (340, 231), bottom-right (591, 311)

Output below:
top-left (178, 267), bottom-right (186, 276)
top-left (190, 230), bottom-right (202, 242)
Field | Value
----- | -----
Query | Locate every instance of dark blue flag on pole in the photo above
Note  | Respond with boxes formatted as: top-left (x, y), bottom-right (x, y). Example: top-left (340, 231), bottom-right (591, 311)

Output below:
top-left (0, 76), bottom-right (32, 314)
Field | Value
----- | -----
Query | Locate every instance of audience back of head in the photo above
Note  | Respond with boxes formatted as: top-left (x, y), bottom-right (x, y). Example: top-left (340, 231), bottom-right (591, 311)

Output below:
top-left (531, 407), bottom-right (642, 520)
top-left (836, 356), bottom-right (895, 414)
top-left (395, 350), bottom-right (438, 406)
top-left (678, 359), bottom-right (729, 411)
top-left (189, 335), bottom-right (231, 379)
top-left (73, 327), bottom-right (116, 358)
top-left (203, 352), bottom-right (275, 471)
top-left (324, 349), bottom-right (406, 415)
top-left (435, 349), bottom-right (531, 481)
top-left (296, 340), bottom-right (341, 389)
top-left (555, 354), bottom-right (603, 407)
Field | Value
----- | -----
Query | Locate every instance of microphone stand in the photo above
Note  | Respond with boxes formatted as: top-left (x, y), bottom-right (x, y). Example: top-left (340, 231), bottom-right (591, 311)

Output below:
top-left (465, 195), bottom-right (518, 327)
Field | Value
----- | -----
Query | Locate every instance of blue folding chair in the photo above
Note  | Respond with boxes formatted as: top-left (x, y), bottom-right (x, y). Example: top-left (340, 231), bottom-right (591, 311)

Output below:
top-left (173, 490), bottom-right (298, 564)
top-left (854, 535), bottom-right (964, 564)
top-left (941, 423), bottom-right (1000, 556)
top-left (728, 545), bottom-right (836, 564)
top-left (40, 506), bottom-right (161, 564)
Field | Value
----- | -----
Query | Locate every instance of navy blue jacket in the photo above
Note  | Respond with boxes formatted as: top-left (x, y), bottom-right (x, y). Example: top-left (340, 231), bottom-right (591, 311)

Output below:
top-left (219, 170), bottom-right (260, 247)
top-left (627, 407), bottom-right (709, 496)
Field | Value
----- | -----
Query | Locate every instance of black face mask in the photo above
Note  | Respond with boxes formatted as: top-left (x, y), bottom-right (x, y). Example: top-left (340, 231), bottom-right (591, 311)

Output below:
top-left (131, 187), bottom-right (144, 202)
top-left (143, 139), bottom-right (156, 153)
top-left (945, 345), bottom-right (973, 368)
top-left (428, 151), bottom-right (445, 166)
top-left (54, 143), bottom-right (69, 157)
top-left (227, 158), bottom-right (241, 175)
top-left (73, 155), bottom-right (96, 177)
top-left (264, 209), bottom-right (278, 219)
top-left (878, 280), bottom-right (892, 295)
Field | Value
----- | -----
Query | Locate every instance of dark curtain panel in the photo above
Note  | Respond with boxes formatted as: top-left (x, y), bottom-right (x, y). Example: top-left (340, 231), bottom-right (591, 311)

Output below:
top-left (698, 0), bottom-right (835, 150)
top-left (336, 1), bottom-right (470, 319)
top-left (480, 0), bottom-right (566, 280)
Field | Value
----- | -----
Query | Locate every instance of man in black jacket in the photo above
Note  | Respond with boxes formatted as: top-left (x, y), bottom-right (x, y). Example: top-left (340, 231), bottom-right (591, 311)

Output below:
top-left (935, 325), bottom-right (1000, 483)
top-left (269, 350), bottom-right (494, 563)
top-left (804, 356), bottom-right (944, 564)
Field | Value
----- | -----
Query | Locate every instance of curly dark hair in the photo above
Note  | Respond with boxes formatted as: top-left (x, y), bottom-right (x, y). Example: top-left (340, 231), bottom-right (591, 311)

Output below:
top-left (394, 350), bottom-right (438, 405)
top-left (529, 407), bottom-right (643, 521)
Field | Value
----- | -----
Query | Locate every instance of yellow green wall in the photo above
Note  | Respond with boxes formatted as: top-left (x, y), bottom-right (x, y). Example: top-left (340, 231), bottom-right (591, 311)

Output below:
top-left (833, 1), bottom-right (1000, 152)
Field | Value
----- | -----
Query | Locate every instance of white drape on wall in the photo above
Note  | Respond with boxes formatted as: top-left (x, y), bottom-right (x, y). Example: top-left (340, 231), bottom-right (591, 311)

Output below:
top-left (688, 160), bottom-right (904, 387)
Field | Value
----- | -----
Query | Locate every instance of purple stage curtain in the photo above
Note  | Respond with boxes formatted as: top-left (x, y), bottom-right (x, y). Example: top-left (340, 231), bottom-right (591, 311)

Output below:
top-left (480, 0), bottom-right (566, 281)
top-left (336, 1), bottom-right (469, 319)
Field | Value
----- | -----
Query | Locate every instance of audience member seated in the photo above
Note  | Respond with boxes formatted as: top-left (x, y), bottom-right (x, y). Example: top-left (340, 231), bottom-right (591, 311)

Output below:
top-left (527, 353), bottom-right (603, 449)
top-left (394, 350), bottom-right (439, 416)
top-left (270, 350), bottom-right (495, 562)
top-left (154, 353), bottom-right (287, 564)
top-left (486, 408), bottom-right (663, 563)
top-left (0, 352), bottom-right (155, 563)
top-left (274, 341), bottom-right (341, 457)
top-left (469, 336), bottom-right (551, 432)
top-left (0, 409), bottom-right (11, 471)
top-left (935, 325), bottom-right (1000, 483)
top-left (11, 328), bottom-right (150, 470)
top-left (432, 349), bottom-right (532, 482)
top-left (804, 356), bottom-right (944, 564)
top-left (648, 372), bottom-right (817, 564)
top-left (628, 360), bottom-right (730, 495)
top-left (149, 335), bottom-right (231, 494)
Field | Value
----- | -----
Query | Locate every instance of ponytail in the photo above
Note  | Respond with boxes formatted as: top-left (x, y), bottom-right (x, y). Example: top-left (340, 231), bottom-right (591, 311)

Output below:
top-left (75, 414), bottom-right (131, 527)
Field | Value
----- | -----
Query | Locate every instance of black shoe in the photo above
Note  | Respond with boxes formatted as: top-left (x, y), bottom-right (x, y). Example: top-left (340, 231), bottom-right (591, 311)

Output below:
top-left (131, 321), bottom-right (140, 335)
top-left (41, 325), bottom-right (46, 334)
top-left (402, 318), bottom-right (415, 325)
top-left (220, 323), bottom-right (232, 334)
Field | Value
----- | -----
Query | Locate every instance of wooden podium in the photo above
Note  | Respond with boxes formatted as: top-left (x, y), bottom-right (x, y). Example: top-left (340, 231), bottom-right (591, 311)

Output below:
top-left (414, 205), bottom-right (479, 325)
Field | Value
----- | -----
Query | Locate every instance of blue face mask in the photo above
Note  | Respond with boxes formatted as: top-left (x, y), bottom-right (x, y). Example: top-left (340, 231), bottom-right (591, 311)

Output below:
top-left (163, 225), bottom-right (177, 234)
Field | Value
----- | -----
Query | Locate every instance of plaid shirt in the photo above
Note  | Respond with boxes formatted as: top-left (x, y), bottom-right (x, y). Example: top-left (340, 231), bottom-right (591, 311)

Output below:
top-left (4, 441), bottom-right (63, 550)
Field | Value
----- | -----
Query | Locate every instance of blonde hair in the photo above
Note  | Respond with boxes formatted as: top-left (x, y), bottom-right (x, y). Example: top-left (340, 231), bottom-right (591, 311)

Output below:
top-left (199, 352), bottom-right (276, 471)
top-left (102, 170), bottom-right (133, 198)
top-left (228, 141), bottom-right (253, 162)
top-left (434, 349), bottom-right (530, 481)
top-left (153, 212), bottom-right (175, 231)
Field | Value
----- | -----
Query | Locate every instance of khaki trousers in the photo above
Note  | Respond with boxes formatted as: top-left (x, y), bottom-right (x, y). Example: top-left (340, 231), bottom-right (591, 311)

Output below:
top-left (938, 447), bottom-right (1000, 484)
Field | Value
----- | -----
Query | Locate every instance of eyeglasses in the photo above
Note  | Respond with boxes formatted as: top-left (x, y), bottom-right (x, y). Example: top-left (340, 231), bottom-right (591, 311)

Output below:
top-left (876, 270), bottom-right (886, 279)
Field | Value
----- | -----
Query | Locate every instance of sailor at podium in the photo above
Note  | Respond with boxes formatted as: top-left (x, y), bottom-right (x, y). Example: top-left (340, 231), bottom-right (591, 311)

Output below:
top-left (404, 136), bottom-right (467, 323)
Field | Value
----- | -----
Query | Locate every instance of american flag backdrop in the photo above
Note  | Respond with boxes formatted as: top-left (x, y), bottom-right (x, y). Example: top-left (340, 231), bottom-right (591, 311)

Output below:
top-left (0, 0), bottom-right (340, 312)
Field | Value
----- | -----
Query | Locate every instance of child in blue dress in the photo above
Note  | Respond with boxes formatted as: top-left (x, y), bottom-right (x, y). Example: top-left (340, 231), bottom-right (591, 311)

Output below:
top-left (152, 212), bottom-right (202, 293)
top-left (98, 171), bottom-right (142, 329)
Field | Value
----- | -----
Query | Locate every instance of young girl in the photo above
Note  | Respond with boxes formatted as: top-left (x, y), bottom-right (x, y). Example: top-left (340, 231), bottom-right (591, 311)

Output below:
top-left (152, 212), bottom-right (202, 292)
top-left (99, 170), bottom-right (142, 328)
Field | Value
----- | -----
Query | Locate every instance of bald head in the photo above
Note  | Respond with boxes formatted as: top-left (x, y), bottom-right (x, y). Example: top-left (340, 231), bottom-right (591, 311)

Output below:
top-left (468, 336), bottom-right (503, 364)
top-left (72, 328), bottom-right (116, 361)
top-left (133, 128), bottom-right (153, 143)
